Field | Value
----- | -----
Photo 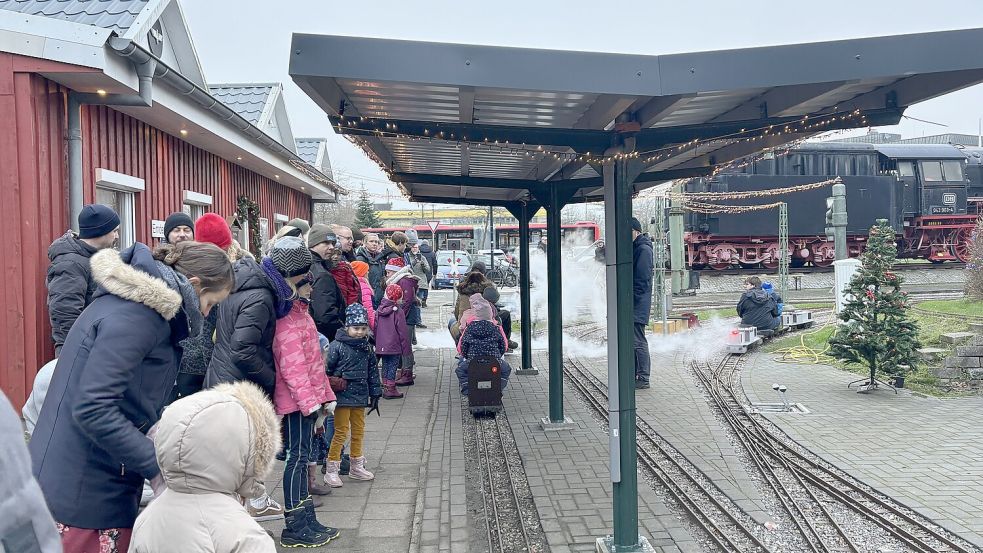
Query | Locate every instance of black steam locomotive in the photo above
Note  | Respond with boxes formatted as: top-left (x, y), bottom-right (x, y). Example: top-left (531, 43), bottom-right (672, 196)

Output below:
top-left (683, 142), bottom-right (980, 269)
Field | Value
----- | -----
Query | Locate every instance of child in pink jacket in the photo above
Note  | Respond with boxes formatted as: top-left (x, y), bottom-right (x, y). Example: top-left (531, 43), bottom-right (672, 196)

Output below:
top-left (350, 261), bottom-right (377, 330)
top-left (272, 270), bottom-right (338, 547)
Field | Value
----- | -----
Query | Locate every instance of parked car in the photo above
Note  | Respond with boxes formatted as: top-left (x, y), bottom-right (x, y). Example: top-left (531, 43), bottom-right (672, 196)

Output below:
top-left (434, 250), bottom-right (472, 289)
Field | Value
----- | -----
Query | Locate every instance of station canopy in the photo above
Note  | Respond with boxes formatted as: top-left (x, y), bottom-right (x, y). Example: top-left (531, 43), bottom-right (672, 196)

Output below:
top-left (290, 28), bottom-right (983, 206)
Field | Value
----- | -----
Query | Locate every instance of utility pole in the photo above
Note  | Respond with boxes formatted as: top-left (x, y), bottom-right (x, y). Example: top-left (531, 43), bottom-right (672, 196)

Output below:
top-left (825, 182), bottom-right (848, 260)
top-left (668, 181), bottom-right (688, 294)
top-left (651, 197), bottom-right (668, 334)
top-left (778, 202), bottom-right (789, 304)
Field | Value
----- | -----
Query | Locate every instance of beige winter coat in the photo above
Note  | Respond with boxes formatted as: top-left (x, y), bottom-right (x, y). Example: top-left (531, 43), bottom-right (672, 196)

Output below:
top-left (129, 381), bottom-right (282, 553)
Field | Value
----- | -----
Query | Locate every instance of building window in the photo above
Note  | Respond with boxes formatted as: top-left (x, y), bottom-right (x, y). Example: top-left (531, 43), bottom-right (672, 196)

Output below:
top-left (274, 213), bottom-right (289, 231)
top-left (95, 168), bottom-right (145, 249)
top-left (182, 191), bottom-right (213, 222)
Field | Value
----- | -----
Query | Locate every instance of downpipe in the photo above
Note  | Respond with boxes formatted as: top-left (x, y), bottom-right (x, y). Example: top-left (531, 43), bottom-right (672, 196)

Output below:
top-left (67, 38), bottom-right (156, 231)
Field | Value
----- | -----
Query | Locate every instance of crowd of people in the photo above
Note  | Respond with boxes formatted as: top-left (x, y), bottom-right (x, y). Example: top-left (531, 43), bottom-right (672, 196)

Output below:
top-left (10, 205), bottom-right (448, 551)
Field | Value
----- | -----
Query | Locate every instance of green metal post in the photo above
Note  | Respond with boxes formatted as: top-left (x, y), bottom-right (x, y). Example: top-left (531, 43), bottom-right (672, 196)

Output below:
top-left (603, 156), bottom-right (640, 550)
top-left (669, 181), bottom-right (687, 294)
top-left (518, 203), bottom-right (537, 374)
top-left (546, 186), bottom-right (564, 423)
top-left (779, 202), bottom-right (789, 303)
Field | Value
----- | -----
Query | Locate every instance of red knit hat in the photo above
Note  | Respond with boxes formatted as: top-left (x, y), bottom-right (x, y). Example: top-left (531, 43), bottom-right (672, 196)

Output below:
top-left (194, 213), bottom-right (233, 249)
top-left (385, 283), bottom-right (403, 302)
top-left (385, 257), bottom-right (405, 272)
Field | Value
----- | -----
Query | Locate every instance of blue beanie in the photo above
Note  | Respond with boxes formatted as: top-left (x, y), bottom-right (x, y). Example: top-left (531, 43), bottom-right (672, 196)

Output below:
top-left (345, 303), bottom-right (369, 327)
top-left (761, 281), bottom-right (774, 291)
top-left (78, 204), bottom-right (120, 239)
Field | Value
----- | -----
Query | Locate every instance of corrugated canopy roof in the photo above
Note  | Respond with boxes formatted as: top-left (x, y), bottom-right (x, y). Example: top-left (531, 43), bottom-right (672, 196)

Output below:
top-left (0, 0), bottom-right (148, 34)
top-left (289, 28), bottom-right (983, 206)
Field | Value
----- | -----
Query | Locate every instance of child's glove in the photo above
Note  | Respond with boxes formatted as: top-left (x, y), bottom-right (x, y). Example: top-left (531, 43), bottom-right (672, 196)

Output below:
top-left (367, 396), bottom-right (381, 417)
top-left (325, 401), bottom-right (337, 415)
top-left (313, 406), bottom-right (327, 430)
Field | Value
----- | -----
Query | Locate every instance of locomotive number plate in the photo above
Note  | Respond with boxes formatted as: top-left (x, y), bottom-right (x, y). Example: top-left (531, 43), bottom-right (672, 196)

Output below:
top-left (931, 206), bottom-right (955, 214)
top-left (942, 193), bottom-right (956, 205)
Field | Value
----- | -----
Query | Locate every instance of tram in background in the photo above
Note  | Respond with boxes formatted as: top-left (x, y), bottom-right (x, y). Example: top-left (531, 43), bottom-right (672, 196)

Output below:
top-left (361, 221), bottom-right (601, 253)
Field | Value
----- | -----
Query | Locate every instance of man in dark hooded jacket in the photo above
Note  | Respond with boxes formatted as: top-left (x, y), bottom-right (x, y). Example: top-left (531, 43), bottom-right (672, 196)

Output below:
top-left (309, 225), bottom-right (348, 341)
top-left (355, 233), bottom-right (387, 308)
top-left (737, 276), bottom-right (779, 331)
top-left (46, 204), bottom-right (119, 355)
top-left (632, 218), bottom-right (654, 389)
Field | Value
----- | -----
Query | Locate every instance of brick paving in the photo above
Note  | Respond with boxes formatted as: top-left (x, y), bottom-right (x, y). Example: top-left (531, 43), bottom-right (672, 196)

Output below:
top-left (742, 353), bottom-right (983, 547)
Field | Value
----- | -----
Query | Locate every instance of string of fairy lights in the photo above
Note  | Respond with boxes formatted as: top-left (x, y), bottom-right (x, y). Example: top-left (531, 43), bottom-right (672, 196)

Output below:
top-left (334, 108), bottom-right (870, 174)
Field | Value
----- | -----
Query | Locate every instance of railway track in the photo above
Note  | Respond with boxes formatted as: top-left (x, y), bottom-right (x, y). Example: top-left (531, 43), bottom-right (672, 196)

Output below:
top-left (467, 411), bottom-right (548, 553)
top-left (563, 357), bottom-right (772, 553)
top-left (694, 354), bottom-right (981, 553)
top-left (700, 262), bottom-right (966, 276)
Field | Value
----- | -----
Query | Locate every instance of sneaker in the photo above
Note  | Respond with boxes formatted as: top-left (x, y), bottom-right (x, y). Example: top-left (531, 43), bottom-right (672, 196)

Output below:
top-left (507, 340), bottom-right (519, 350)
top-left (140, 481), bottom-right (155, 506)
top-left (634, 380), bottom-right (650, 390)
top-left (416, 322), bottom-right (428, 329)
top-left (247, 495), bottom-right (285, 522)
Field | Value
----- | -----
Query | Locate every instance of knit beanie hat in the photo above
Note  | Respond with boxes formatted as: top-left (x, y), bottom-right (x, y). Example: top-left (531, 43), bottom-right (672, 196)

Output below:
top-left (307, 224), bottom-right (337, 248)
top-left (270, 236), bottom-right (313, 277)
top-left (163, 212), bottom-right (195, 242)
top-left (345, 303), bottom-right (369, 327)
top-left (482, 286), bottom-right (500, 304)
top-left (350, 260), bottom-right (370, 278)
top-left (352, 228), bottom-right (365, 242)
top-left (194, 213), bottom-right (233, 249)
top-left (385, 257), bottom-right (406, 272)
top-left (385, 283), bottom-right (403, 302)
top-left (405, 228), bottom-right (419, 245)
top-left (78, 204), bottom-right (120, 239)
top-left (286, 218), bottom-right (311, 235)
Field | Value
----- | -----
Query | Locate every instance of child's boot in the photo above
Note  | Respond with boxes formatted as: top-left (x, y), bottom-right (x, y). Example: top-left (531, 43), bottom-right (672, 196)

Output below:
top-left (383, 379), bottom-right (404, 399)
top-left (348, 456), bottom-right (375, 481)
top-left (280, 502), bottom-right (330, 548)
top-left (303, 498), bottom-right (339, 542)
top-left (323, 460), bottom-right (343, 488)
top-left (308, 464), bottom-right (332, 495)
top-left (395, 366), bottom-right (415, 386)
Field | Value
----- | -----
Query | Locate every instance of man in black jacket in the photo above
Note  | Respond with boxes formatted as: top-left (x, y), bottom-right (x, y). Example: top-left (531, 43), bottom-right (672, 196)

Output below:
top-left (737, 276), bottom-right (779, 331)
top-left (355, 233), bottom-right (387, 308)
top-left (632, 218), bottom-right (654, 389)
top-left (308, 226), bottom-right (348, 340)
top-left (46, 204), bottom-right (119, 355)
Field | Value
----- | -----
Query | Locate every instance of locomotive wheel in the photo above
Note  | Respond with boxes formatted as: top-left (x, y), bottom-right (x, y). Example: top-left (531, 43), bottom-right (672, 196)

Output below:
top-left (709, 262), bottom-right (732, 271)
top-left (812, 258), bottom-right (834, 268)
top-left (760, 259), bottom-right (779, 270)
top-left (952, 227), bottom-right (973, 263)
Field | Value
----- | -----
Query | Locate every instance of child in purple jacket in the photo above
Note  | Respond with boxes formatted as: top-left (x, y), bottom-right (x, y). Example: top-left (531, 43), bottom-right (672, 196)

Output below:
top-left (375, 284), bottom-right (411, 399)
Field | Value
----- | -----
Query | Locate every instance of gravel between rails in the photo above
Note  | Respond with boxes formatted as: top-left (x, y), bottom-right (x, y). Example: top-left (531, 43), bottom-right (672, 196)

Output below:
top-left (691, 350), bottom-right (983, 553)
top-left (462, 401), bottom-right (550, 553)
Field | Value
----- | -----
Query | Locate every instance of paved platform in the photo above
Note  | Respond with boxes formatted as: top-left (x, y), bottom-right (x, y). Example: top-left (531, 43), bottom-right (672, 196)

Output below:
top-left (742, 353), bottom-right (983, 547)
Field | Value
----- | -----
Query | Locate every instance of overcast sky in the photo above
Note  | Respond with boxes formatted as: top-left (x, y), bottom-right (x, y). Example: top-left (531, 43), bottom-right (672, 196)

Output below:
top-left (181, 1), bottom-right (983, 208)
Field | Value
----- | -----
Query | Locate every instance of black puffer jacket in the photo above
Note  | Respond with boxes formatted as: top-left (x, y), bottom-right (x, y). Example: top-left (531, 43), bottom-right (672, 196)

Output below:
top-left (46, 231), bottom-right (99, 354)
top-left (326, 330), bottom-right (382, 407)
top-left (737, 288), bottom-right (779, 331)
top-left (355, 246), bottom-right (387, 306)
top-left (418, 241), bottom-right (437, 281)
top-left (309, 256), bottom-right (347, 341)
top-left (205, 259), bottom-right (276, 395)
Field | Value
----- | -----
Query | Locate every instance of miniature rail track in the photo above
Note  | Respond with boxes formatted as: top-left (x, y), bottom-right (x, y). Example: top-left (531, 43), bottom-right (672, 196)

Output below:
top-left (695, 354), bottom-right (980, 553)
top-left (563, 357), bottom-right (772, 553)
top-left (469, 411), bottom-right (547, 553)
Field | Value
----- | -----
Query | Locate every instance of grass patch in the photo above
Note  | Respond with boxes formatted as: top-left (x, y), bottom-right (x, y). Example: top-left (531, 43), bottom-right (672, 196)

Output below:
top-left (916, 299), bottom-right (983, 318)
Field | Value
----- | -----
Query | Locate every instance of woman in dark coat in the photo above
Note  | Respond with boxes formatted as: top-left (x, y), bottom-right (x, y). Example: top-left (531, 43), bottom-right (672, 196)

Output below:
top-left (205, 257), bottom-right (278, 396)
top-left (29, 241), bottom-right (234, 552)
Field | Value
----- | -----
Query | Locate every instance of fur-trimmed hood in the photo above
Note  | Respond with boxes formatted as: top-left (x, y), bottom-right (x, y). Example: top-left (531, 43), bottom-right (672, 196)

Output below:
top-left (456, 273), bottom-right (494, 296)
top-left (154, 381), bottom-right (281, 498)
top-left (89, 245), bottom-right (182, 320)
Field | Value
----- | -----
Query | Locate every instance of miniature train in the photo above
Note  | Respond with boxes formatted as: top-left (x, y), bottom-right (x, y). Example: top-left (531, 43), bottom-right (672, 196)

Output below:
top-left (725, 309), bottom-right (816, 354)
top-left (467, 356), bottom-right (505, 416)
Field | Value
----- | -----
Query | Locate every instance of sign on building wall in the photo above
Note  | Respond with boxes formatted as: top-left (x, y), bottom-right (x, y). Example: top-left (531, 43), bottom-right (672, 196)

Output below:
top-left (151, 220), bottom-right (165, 238)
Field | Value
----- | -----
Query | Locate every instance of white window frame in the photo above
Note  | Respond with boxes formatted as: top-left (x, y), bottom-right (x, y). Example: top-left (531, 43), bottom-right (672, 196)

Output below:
top-left (182, 190), bottom-right (213, 221)
top-left (274, 213), bottom-right (289, 231)
top-left (95, 168), bottom-right (144, 249)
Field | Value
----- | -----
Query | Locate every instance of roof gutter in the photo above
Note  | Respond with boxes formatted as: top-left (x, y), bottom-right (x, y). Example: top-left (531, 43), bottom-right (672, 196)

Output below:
top-left (107, 38), bottom-right (343, 196)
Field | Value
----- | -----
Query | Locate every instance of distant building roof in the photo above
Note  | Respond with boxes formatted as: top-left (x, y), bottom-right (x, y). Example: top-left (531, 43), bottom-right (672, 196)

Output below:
top-left (0, 0), bottom-right (149, 34)
top-left (295, 138), bottom-right (334, 180)
top-left (833, 130), bottom-right (902, 144)
top-left (208, 84), bottom-right (277, 126)
top-left (897, 133), bottom-right (979, 147)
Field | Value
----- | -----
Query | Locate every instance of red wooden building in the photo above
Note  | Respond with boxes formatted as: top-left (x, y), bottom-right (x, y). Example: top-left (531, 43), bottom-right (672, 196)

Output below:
top-left (0, 0), bottom-right (343, 405)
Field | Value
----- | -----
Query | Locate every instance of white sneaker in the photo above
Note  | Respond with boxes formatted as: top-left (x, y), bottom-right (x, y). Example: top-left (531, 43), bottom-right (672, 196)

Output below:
top-left (247, 495), bottom-right (284, 522)
top-left (140, 481), bottom-right (154, 506)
